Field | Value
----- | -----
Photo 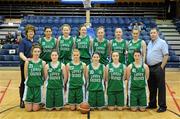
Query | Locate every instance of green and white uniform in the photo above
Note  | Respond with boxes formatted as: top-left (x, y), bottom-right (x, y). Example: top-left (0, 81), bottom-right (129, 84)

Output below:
top-left (66, 61), bottom-right (85, 104)
top-left (93, 38), bottom-right (109, 65)
top-left (75, 35), bottom-right (91, 65)
top-left (87, 63), bottom-right (105, 108)
top-left (107, 63), bottom-right (126, 106)
top-left (127, 39), bottom-right (142, 65)
top-left (23, 59), bottom-right (44, 103)
top-left (39, 37), bottom-right (56, 62)
top-left (111, 39), bottom-right (127, 64)
top-left (45, 61), bottom-right (65, 109)
top-left (58, 36), bottom-right (74, 64)
top-left (128, 63), bottom-right (148, 107)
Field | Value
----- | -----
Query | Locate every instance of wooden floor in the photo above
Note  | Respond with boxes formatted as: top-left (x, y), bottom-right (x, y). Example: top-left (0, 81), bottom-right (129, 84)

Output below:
top-left (0, 70), bottom-right (179, 119)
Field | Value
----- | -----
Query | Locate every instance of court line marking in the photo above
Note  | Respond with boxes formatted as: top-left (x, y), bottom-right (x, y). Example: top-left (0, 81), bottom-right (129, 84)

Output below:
top-left (0, 80), bottom-right (11, 105)
top-left (166, 83), bottom-right (180, 112)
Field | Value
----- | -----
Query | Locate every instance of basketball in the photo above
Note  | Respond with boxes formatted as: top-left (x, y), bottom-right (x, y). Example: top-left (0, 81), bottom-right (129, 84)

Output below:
top-left (79, 102), bottom-right (90, 114)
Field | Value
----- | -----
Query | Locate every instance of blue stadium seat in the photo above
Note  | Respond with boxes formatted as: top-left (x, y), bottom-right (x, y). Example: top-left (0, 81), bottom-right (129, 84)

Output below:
top-left (2, 44), bottom-right (12, 49)
top-left (0, 55), bottom-right (4, 61)
top-left (12, 55), bottom-right (19, 61)
top-left (4, 55), bottom-right (13, 61)
top-left (0, 49), bottom-right (9, 55)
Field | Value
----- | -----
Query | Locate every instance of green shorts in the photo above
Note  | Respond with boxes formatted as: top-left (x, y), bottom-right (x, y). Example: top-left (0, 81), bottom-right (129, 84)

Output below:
top-left (107, 91), bottom-right (125, 106)
top-left (87, 90), bottom-right (105, 108)
top-left (46, 88), bottom-right (64, 109)
top-left (128, 88), bottom-right (147, 108)
top-left (23, 86), bottom-right (43, 104)
top-left (67, 87), bottom-right (85, 105)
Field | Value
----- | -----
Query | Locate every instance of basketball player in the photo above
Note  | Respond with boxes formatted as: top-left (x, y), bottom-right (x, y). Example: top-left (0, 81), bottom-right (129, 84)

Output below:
top-left (75, 25), bottom-right (92, 65)
top-left (109, 28), bottom-right (127, 64)
top-left (57, 24), bottom-right (74, 64)
top-left (86, 52), bottom-right (106, 110)
top-left (44, 49), bottom-right (67, 110)
top-left (93, 26), bottom-right (109, 65)
top-left (106, 51), bottom-right (126, 111)
top-left (127, 28), bottom-right (146, 65)
top-left (66, 49), bottom-right (86, 111)
top-left (39, 27), bottom-right (57, 63)
top-left (126, 50), bottom-right (149, 111)
top-left (23, 44), bottom-right (46, 112)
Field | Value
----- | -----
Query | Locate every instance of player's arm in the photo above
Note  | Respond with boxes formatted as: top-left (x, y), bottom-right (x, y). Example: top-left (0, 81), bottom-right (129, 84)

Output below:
top-left (44, 64), bottom-right (48, 80)
top-left (89, 39), bottom-right (93, 55)
top-left (109, 40), bottom-right (112, 59)
top-left (62, 63), bottom-right (67, 84)
top-left (107, 40), bottom-right (111, 59)
top-left (55, 37), bottom-right (58, 49)
top-left (73, 36), bottom-right (76, 49)
top-left (144, 64), bottom-right (149, 80)
top-left (42, 61), bottom-right (46, 80)
top-left (126, 64), bottom-right (132, 81)
top-left (105, 65), bottom-right (109, 82)
top-left (83, 63), bottom-right (87, 81)
top-left (141, 40), bottom-right (147, 62)
top-left (123, 65), bottom-right (127, 80)
top-left (24, 61), bottom-right (29, 80)
top-left (65, 63), bottom-right (70, 83)
top-left (85, 65), bottom-right (89, 81)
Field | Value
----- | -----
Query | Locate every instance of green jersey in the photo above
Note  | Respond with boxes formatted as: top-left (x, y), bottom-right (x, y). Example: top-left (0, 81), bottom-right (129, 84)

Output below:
top-left (93, 38), bottom-right (109, 65)
top-left (68, 61), bottom-right (85, 89)
top-left (58, 36), bottom-right (74, 64)
top-left (127, 39), bottom-right (142, 65)
top-left (27, 59), bottom-right (43, 87)
top-left (107, 63), bottom-right (125, 92)
top-left (75, 35), bottom-right (91, 59)
top-left (129, 63), bottom-right (146, 90)
top-left (87, 63), bottom-right (105, 91)
top-left (111, 39), bottom-right (126, 64)
top-left (47, 61), bottom-right (64, 89)
top-left (40, 37), bottom-right (56, 62)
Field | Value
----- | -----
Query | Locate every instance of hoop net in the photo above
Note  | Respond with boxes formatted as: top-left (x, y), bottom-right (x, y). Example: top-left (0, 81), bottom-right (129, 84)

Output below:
top-left (82, 0), bottom-right (91, 9)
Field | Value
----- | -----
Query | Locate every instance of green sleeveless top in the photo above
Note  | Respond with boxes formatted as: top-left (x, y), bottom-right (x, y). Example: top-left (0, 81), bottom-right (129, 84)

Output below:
top-left (40, 37), bottom-right (56, 62)
top-left (127, 39), bottom-right (142, 65)
top-left (47, 61), bottom-right (63, 89)
top-left (27, 59), bottom-right (43, 87)
top-left (107, 63), bottom-right (125, 92)
top-left (87, 63), bottom-right (104, 91)
top-left (75, 35), bottom-right (91, 59)
top-left (93, 38), bottom-right (109, 65)
top-left (111, 39), bottom-right (126, 64)
top-left (68, 61), bottom-right (85, 89)
top-left (129, 63), bottom-right (146, 90)
top-left (58, 36), bottom-right (74, 64)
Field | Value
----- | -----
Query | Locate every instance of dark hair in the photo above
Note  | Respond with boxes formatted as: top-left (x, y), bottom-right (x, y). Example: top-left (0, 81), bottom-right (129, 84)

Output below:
top-left (150, 27), bottom-right (159, 32)
top-left (31, 43), bottom-right (41, 53)
top-left (25, 24), bottom-right (35, 36)
top-left (111, 51), bottom-right (119, 57)
top-left (44, 26), bottom-right (52, 32)
top-left (92, 52), bottom-right (100, 57)
top-left (51, 49), bottom-right (58, 54)
top-left (78, 24), bottom-right (87, 36)
top-left (133, 49), bottom-right (141, 55)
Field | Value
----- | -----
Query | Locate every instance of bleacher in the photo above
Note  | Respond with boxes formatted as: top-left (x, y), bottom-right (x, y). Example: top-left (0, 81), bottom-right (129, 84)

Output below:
top-left (0, 15), bottom-right (179, 68)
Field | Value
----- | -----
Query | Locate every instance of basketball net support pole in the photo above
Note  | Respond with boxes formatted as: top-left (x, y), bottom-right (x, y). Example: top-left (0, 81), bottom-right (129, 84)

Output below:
top-left (86, 9), bottom-right (91, 28)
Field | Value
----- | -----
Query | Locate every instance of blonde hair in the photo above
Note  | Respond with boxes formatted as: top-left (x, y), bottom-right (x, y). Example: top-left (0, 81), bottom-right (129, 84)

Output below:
top-left (61, 24), bottom-right (71, 31)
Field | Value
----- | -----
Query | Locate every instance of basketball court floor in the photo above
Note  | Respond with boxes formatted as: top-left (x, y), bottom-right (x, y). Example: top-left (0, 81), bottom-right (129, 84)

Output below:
top-left (0, 70), bottom-right (179, 119)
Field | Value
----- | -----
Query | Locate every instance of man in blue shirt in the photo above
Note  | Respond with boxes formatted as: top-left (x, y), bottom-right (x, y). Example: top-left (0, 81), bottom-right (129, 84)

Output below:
top-left (19, 24), bottom-right (38, 108)
top-left (146, 28), bottom-right (169, 112)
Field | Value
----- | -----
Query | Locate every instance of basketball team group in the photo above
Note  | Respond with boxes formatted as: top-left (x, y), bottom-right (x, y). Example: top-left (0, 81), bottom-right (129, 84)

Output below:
top-left (19, 24), bottom-right (169, 113)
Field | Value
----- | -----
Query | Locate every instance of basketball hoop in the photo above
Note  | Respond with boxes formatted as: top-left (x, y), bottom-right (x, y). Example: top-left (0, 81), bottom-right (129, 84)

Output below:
top-left (82, 0), bottom-right (91, 9)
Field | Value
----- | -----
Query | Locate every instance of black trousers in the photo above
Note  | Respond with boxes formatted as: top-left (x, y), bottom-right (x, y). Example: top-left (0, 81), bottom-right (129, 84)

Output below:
top-left (148, 63), bottom-right (167, 109)
top-left (19, 63), bottom-right (25, 101)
